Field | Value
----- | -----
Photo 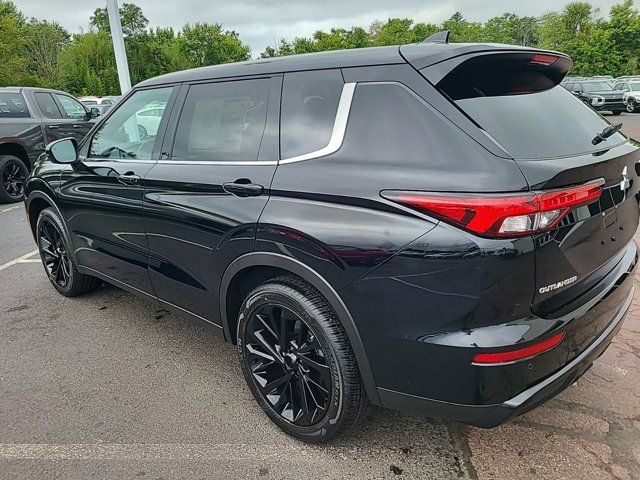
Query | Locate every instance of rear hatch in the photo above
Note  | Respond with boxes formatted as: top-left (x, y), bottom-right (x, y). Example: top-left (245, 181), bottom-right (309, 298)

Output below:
top-left (409, 46), bottom-right (640, 316)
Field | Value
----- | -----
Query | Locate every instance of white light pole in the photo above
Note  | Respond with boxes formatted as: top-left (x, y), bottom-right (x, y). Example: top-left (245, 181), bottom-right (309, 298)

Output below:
top-left (106, 0), bottom-right (132, 94)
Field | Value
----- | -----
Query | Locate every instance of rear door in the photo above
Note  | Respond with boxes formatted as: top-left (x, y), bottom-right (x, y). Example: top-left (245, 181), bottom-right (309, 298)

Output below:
top-left (142, 76), bottom-right (280, 324)
top-left (52, 93), bottom-right (94, 142)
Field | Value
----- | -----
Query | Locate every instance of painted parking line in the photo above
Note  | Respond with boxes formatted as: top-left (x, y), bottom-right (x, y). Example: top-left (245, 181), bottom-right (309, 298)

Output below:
top-left (0, 205), bottom-right (22, 214)
top-left (0, 250), bottom-right (39, 272)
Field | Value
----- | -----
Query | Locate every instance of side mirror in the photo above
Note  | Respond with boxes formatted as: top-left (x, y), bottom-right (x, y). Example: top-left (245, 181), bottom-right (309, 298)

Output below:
top-left (46, 138), bottom-right (79, 164)
top-left (90, 107), bottom-right (101, 118)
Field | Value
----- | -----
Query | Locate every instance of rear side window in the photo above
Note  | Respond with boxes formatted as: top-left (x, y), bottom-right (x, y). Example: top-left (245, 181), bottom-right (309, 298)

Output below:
top-left (437, 54), bottom-right (625, 159)
top-left (281, 69), bottom-right (343, 159)
top-left (0, 93), bottom-right (30, 118)
top-left (172, 79), bottom-right (269, 161)
top-left (34, 92), bottom-right (63, 119)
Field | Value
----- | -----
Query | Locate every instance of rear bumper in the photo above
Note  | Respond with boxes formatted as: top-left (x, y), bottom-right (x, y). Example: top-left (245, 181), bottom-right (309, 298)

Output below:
top-left (378, 282), bottom-right (633, 427)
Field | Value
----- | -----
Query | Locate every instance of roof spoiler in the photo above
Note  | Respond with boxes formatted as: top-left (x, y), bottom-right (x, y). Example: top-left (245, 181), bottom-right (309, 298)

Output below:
top-left (422, 30), bottom-right (450, 44)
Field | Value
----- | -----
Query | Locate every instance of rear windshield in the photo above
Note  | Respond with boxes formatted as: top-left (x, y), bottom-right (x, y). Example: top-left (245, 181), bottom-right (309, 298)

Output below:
top-left (437, 54), bottom-right (626, 159)
top-left (456, 87), bottom-right (625, 159)
top-left (0, 93), bottom-right (30, 118)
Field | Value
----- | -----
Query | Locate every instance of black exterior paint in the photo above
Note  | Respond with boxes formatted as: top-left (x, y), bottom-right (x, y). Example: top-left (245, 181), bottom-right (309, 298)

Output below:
top-left (24, 43), bottom-right (640, 428)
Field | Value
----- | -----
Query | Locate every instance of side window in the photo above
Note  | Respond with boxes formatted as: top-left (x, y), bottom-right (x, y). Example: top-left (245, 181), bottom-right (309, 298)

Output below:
top-left (34, 92), bottom-right (63, 119)
top-left (281, 69), bottom-right (343, 159)
top-left (338, 83), bottom-right (476, 167)
top-left (172, 79), bottom-right (269, 161)
top-left (55, 94), bottom-right (88, 119)
top-left (564, 83), bottom-right (574, 90)
top-left (0, 93), bottom-right (30, 118)
top-left (89, 87), bottom-right (173, 160)
top-left (572, 84), bottom-right (582, 92)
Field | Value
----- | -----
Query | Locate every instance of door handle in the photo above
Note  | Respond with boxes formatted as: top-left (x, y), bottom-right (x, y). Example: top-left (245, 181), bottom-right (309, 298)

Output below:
top-left (73, 124), bottom-right (82, 128)
top-left (117, 172), bottom-right (141, 186)
top-left (48, 125), bottom-right (59, 129)
top-left (223, 180), bottom-right (264, 197)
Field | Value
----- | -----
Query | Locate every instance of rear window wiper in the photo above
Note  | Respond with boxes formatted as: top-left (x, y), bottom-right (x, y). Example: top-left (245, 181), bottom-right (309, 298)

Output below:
top-left (592, 123), bottom-right (623, 145)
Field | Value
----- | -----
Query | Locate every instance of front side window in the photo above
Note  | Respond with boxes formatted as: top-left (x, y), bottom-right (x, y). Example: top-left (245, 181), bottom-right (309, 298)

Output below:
top-left (34, 92), bottom-right (63, 119)
top-left (89, 87), bottom-right (173, 160)
top-left (172, 79), bottom-right (269, 161)
top-left (55, 94), bottom-right (88, 119)
top-left (0, 93), bottom-right (30, 118)
top-left (280, 69), bottom-right (343, 159)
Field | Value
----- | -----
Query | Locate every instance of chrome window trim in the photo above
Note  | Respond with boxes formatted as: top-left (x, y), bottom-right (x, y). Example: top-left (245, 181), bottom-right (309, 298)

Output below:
top-left (279, 82), bottom-right (357, 165)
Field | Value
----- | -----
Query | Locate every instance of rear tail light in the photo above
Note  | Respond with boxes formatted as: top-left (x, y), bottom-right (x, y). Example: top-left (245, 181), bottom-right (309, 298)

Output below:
top-left (528, 54), bottom-right (559, 66)
top-left (381, 179), bottom-right (604, 239)
top-left (472, 332), bottom-right (565, 365)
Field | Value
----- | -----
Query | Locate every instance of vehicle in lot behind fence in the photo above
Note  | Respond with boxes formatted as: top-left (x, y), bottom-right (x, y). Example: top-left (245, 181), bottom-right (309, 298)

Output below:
top-left (25, 37), bottom-right (639, 443)
top-left (612, 79), bottom-right (640, 113)
top-left (0, 87), bottom-right (98, 203)
top-left (562, 79), bottom-right (627, 114)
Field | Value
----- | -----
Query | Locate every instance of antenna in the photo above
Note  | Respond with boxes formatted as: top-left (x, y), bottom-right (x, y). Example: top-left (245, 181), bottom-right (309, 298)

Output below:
top-left (423, 30), bottom-right (450, 44)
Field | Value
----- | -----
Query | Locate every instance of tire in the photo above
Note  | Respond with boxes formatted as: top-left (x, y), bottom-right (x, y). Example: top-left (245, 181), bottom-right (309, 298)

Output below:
top-left (237, 276), bottom-right (370, 443)
top-left (627, 99), bottom-right (638, 113)
top-left (0, 155), bottom-right (28, 203)
top-left (36, 208), bottom-right (100, 297)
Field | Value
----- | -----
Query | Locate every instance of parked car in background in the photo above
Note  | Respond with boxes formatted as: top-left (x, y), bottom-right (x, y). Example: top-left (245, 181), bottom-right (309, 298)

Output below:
top-left (562, 80), bottom-right (626, 114)
top-left (612, 79), bottom-right (640, 112)
top-left (25, 40), bottom-right (638, 443)
top-left (79, 96), bottom-right (120, 116)
top-left (0, 86), bottom-right (98, 203)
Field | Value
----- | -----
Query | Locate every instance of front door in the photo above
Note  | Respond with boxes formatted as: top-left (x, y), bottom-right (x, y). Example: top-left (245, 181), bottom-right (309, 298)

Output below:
top-left (51, 93), bottom-right (95, 142)
top-left (58, 86), bottom-right (177, 295)
top-left (143, 76), bottom-right (281, 324)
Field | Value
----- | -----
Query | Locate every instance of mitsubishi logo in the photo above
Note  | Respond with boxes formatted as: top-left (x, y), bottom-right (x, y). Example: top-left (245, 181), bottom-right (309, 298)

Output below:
top-left (620, 166), bottom-right (631, 191)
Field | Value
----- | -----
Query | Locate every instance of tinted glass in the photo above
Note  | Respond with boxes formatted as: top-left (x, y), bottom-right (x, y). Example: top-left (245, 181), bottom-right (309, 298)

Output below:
top-left (632, 83), bottom-right (640, 91)
top-left (582, 82), bottom-right (612, 92)
top-left (34, 92), bottom-right (63, 119)
top-left (172, 79), bottom-right (269, 161)
top-left (55, 94), bottom-right (87, 119)
top-left (281, 69), bottom-right (343, 158)
top-left (0, 93), bottom-right (30, 118)
top-left (89, 87), bottom-right (173, 160)
top-left (456, 86), bottom-right (625, 159)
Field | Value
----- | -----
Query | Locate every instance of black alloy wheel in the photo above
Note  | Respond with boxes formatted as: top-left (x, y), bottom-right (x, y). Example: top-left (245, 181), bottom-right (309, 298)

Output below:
top-left (38, 217), bottom-right (72, 289)
top-left (35, 208), bottom-right (100, 297)
top-left (238, 276), bottom-right (370, 443)
top-left (0, 156), bottom-right (28, 203)
top-left (244, 303), bottom-right (332, 426)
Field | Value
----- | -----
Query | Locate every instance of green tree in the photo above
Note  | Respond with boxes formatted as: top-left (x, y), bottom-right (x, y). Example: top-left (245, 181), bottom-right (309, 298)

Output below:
top-left (178, 23), bottom-right (250, 67)
top-left (90, 2), bottom-right (148, 37)
top-left (22, 20), bottom-right (70, 88)
top-left (0, 14), bottom-right (26, 86)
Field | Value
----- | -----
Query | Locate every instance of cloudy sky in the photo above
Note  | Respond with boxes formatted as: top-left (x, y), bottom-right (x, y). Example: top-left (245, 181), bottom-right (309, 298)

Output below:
top-left (15, 0), bottom-right (632, 55)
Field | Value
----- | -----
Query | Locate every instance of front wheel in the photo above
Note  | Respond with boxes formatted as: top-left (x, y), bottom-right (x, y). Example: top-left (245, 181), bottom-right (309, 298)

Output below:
top-left (36, 208), bottom-right (100, 296)
top-left (627, 99), bottom-right (638, 113)
top-left (237, 276), bottom-right (370, 443)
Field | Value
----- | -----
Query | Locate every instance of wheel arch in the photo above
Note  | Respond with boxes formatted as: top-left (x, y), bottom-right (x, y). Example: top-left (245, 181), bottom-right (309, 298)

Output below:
top-left (220, 252), bottom-right (381, 405)
top-left (0, 141), bottom-right (31, 170)
top-left (25, 189), bottom-right (65, 241)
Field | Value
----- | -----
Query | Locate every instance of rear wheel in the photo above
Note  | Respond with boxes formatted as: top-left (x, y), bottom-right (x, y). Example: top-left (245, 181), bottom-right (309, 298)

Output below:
top-left (627, 99), bottom-right (638, 113)
top-left (0, 155), bottom-right (28, 203)
top-left (36, 208), bottom-right (100, 296)
top-left (237, 276), bottom-right (370, 443)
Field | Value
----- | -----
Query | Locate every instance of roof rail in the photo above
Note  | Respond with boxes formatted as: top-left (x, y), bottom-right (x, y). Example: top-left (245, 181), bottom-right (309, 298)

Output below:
top-left (422, 30), bottom-right (450, 44)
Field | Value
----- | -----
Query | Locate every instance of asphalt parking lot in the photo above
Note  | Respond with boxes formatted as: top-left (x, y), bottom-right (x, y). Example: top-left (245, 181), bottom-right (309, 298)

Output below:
top-left (1, 114), bottom-right (640, 480)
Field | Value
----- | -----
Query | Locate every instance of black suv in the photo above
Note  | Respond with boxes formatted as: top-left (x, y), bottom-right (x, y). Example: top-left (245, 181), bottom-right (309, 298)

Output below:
top-left (562, 79), bottom-right (627, 114)
top-left (25, 40), bottom-right (639, 443)
top-left (0, 87), bottom-right (97, 203)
